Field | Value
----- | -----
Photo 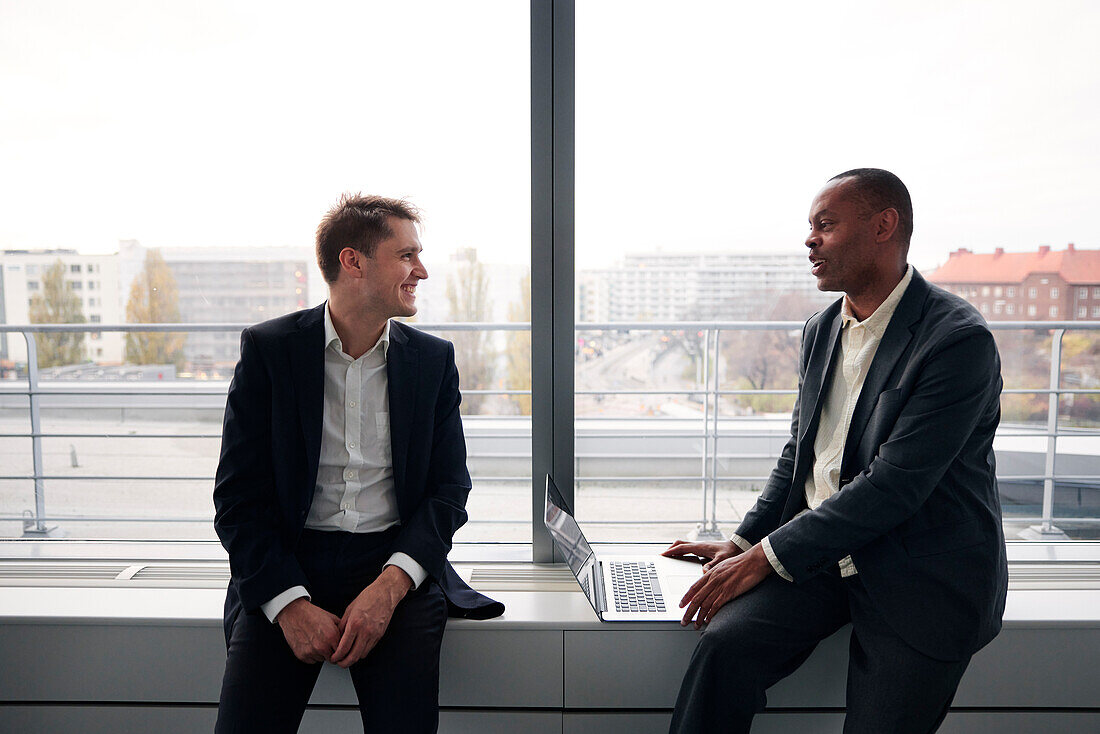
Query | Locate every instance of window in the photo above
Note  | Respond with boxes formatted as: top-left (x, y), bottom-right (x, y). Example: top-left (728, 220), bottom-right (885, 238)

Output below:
top-left (1029, 287), bottom-right (1038, 299)
top-left (26, 281), bottom-right (39, 291)
top-left (1028, 305), bottom-right (1038, 317)
top-left (994, 302), bottom-right (1003, 314)
top-left (3, 0), bottom-right (529, 543)
top-left (1051, 287), bottom-right (1059, 298)
top-left (1093, 306), bottom-right (1100, 317)
top-left (3, 1), bottom-right (1099, 550)
top-left (1006, 304), bottom-right (1015, 315)
top-left (574, 1), bottom-right (1100, 544)
top-left (994, 287), bottom-right (1003, 297)
top-left (1079, 307), bottom-right (1088, 318)
top-left (1050, 306), bottom-right (1059, 317)
top-left (1080, 287), bottom-right (1089, 299)
top-left (1094, 287), bottom-right (1100, 299)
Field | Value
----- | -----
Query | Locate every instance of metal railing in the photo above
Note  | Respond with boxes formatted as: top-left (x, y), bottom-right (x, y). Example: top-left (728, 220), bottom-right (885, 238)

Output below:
top-left (1, 321), bottom-right (1098, 540)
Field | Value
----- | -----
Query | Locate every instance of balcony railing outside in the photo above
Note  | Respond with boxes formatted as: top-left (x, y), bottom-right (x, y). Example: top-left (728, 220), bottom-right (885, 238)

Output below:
top-left (1, 321), bottom-right (1098, 541)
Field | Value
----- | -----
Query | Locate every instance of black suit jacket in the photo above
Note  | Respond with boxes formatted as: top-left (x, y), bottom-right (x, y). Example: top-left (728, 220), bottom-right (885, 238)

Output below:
top-left (735, 271), bottom-right (1008, 661)
top-left (214, 304), bottom-right (503, 643)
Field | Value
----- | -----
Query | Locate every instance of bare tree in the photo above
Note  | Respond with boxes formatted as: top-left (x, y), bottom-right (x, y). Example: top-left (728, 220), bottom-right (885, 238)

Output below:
top-left (445, 248), bottom-right (494, 414)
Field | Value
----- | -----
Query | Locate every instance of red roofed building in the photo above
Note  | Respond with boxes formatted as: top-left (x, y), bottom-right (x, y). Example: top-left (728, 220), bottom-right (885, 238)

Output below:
top-left (927, 244), bottom-right (1100, 321)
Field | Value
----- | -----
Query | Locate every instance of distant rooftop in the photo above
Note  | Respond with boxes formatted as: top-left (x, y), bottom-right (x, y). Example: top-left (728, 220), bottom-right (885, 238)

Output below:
top-left (929, 244), bottom-right (1100, 285)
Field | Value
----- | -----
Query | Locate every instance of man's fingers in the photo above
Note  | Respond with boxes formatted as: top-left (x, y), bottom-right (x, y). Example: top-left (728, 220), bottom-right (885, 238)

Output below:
top-left (662, 540), bottom-right (692, 556)
top-left (331, 627), bottom-right (355, 664)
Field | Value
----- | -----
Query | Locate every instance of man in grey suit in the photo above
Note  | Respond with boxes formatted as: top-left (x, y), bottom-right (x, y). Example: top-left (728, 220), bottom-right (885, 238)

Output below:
top-left (664, 169), bottom-right (1008, 733)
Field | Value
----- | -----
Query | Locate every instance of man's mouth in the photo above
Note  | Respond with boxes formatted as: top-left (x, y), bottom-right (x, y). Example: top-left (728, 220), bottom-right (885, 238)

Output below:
top-left (401, 285), bottom-right (416, 297)
top-left (809, 255), bottom-right (825, 276)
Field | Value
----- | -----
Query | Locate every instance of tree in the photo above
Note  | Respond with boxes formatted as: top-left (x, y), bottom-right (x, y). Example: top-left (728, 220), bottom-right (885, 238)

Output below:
top-left (720, 291), bottom-right (815, 414)
top-left (125, 249), bottom-right (186, 368)
top-left (27, 259), bottom-right (86, 367)
top-left (445, 249), bottom-right (494, 414)
top-left (505, 272), bottom-right (532, 415)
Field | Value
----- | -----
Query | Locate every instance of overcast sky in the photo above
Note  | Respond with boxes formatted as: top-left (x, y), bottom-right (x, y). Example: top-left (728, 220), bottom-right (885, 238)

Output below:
top-left (1, 0), bottom-right (1098, 276)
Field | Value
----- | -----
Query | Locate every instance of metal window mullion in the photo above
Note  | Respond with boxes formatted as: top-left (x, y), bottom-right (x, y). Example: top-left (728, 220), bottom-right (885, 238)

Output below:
top-left (531, 0), bottom-right (574, 563)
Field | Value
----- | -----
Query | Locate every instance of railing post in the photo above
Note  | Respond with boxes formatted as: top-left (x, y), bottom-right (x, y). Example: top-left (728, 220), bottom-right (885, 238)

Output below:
top-left (1020, 328), bottom-right (1068, 540)
top-left (691, 327), bottom-right (724, 541)
top-left (21, 332), bottom-right (58, 537)
top-left (696, 328), bottom-right (711, 536)
top-left (709, 328), bottom-right (721, 536)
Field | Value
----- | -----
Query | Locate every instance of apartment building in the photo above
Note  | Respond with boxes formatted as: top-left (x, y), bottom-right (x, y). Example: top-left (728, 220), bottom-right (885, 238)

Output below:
top-left (118, 240), bottom-right (311, 367)
top-left (578, 252), bottom-right (834, 322)
top-left (0, 249), bottom-right (123, 364)
top-left (928, 244), bottom-right (1100, 321)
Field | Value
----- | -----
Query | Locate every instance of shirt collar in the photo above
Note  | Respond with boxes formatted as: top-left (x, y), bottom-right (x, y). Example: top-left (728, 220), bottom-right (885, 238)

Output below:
top-left (841, 264), bottom-right (914, 337)
top-left (323, 301), bottom-right (391, 359)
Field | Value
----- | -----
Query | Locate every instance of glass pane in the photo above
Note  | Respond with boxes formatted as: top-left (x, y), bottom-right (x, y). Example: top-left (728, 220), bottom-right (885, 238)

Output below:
top-left (0, 0), bottom-right (530, 542)
top-left (576, 0), bottom-right (1100, 542)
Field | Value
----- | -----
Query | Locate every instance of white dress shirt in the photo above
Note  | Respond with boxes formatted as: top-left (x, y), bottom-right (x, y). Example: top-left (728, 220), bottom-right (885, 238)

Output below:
top-left (733, 266), bottom-right (914, 581)
top-left (261, 304), bottom-right (427, 622)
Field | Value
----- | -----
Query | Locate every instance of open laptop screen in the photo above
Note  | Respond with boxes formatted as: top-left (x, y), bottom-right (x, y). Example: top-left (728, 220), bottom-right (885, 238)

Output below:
top-left (544, 475), bottom-right (601, 610)
top-left (544, 475), bottom-right (593, 577)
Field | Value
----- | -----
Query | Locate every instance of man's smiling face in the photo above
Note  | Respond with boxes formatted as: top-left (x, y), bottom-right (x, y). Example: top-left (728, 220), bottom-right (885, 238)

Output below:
top-left (358, 217), bottom-right (428, 319)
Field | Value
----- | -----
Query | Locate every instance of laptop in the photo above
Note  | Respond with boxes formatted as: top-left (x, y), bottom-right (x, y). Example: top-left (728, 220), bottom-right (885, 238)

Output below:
top-left (543, 475), bottom-right (705, 621)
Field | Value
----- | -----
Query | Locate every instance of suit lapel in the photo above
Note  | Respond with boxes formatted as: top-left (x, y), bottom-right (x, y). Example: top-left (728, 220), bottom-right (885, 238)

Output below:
top-left (288, 306), bottom-right (325, 487)
top-left (798, 310), bottom-right (843, 444)
top-left (386, 322), bottom-right (418, 494)
top-left (841, 272), bottom-right (929, 474)
top-left (781, 307), bottom-right (843, 520)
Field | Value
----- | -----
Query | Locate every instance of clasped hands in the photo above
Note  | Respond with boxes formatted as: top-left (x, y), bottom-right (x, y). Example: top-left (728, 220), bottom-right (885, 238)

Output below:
top-left (274, 565), bottom-right (413, 667)
top-left (661, 538), bottom-right (773, 629)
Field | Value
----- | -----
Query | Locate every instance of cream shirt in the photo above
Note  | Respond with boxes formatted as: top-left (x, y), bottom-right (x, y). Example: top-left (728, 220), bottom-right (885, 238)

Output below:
top-left (734, 266), bottom-right (914, 582)
top-left (260, 304), bottom-right (427, 622)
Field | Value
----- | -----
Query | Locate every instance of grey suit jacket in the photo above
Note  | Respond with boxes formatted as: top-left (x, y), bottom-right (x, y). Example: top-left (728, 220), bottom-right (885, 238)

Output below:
top-left (735, 270), bottom-right (1008, 661)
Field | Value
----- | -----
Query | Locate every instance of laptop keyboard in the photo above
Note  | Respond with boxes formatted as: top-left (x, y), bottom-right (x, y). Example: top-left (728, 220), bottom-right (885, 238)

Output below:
top-left (610, 561), bottom-right (666, 613)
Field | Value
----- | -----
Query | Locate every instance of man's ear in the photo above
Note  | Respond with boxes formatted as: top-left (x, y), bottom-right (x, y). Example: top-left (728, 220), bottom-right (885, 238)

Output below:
top-left (338, 247), bottom-right (364, 278)
top-left (876, 208), bottom-right (900, 243)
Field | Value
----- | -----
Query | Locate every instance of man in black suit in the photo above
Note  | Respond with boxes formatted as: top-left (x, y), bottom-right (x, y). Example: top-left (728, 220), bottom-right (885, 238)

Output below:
top-left (213, 194), bottom-right (501, 733)
top-left (664, 169), bottom-right (1008, 733)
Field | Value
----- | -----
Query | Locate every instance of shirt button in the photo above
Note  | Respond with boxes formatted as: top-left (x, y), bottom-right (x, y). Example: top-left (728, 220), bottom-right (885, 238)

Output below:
top-left (344, 470), bottom-right (354, 480)
top-left (341, 503), bottom-right (351, 510)
top-left (350, 401), bottom-right (357, 407)
top-left (349, 442), bottom-right (356, 449)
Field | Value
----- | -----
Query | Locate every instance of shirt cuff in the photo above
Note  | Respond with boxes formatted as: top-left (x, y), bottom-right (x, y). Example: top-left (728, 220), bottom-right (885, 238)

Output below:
top-left (385, 553), bottom-right (428, 590)
top-left (261, 585), bottom-right (310, 623)
top-left (729, 533), bottom-right (753, 553)
top-left (761, 536), bottom-right (794, 582)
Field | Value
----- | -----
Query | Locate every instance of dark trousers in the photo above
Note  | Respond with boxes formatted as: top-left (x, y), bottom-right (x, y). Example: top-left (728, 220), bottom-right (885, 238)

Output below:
top-left (669, 570), bottom-right (971, 734)
top-left (215, 528), bottom-right (448, 734)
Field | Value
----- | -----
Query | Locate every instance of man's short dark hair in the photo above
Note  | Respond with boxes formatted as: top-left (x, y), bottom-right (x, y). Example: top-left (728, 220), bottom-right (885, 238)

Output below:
top-left (315, 193), bottom-right (421, 283)
top-left (829, 168), bottom-right (914, 245)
